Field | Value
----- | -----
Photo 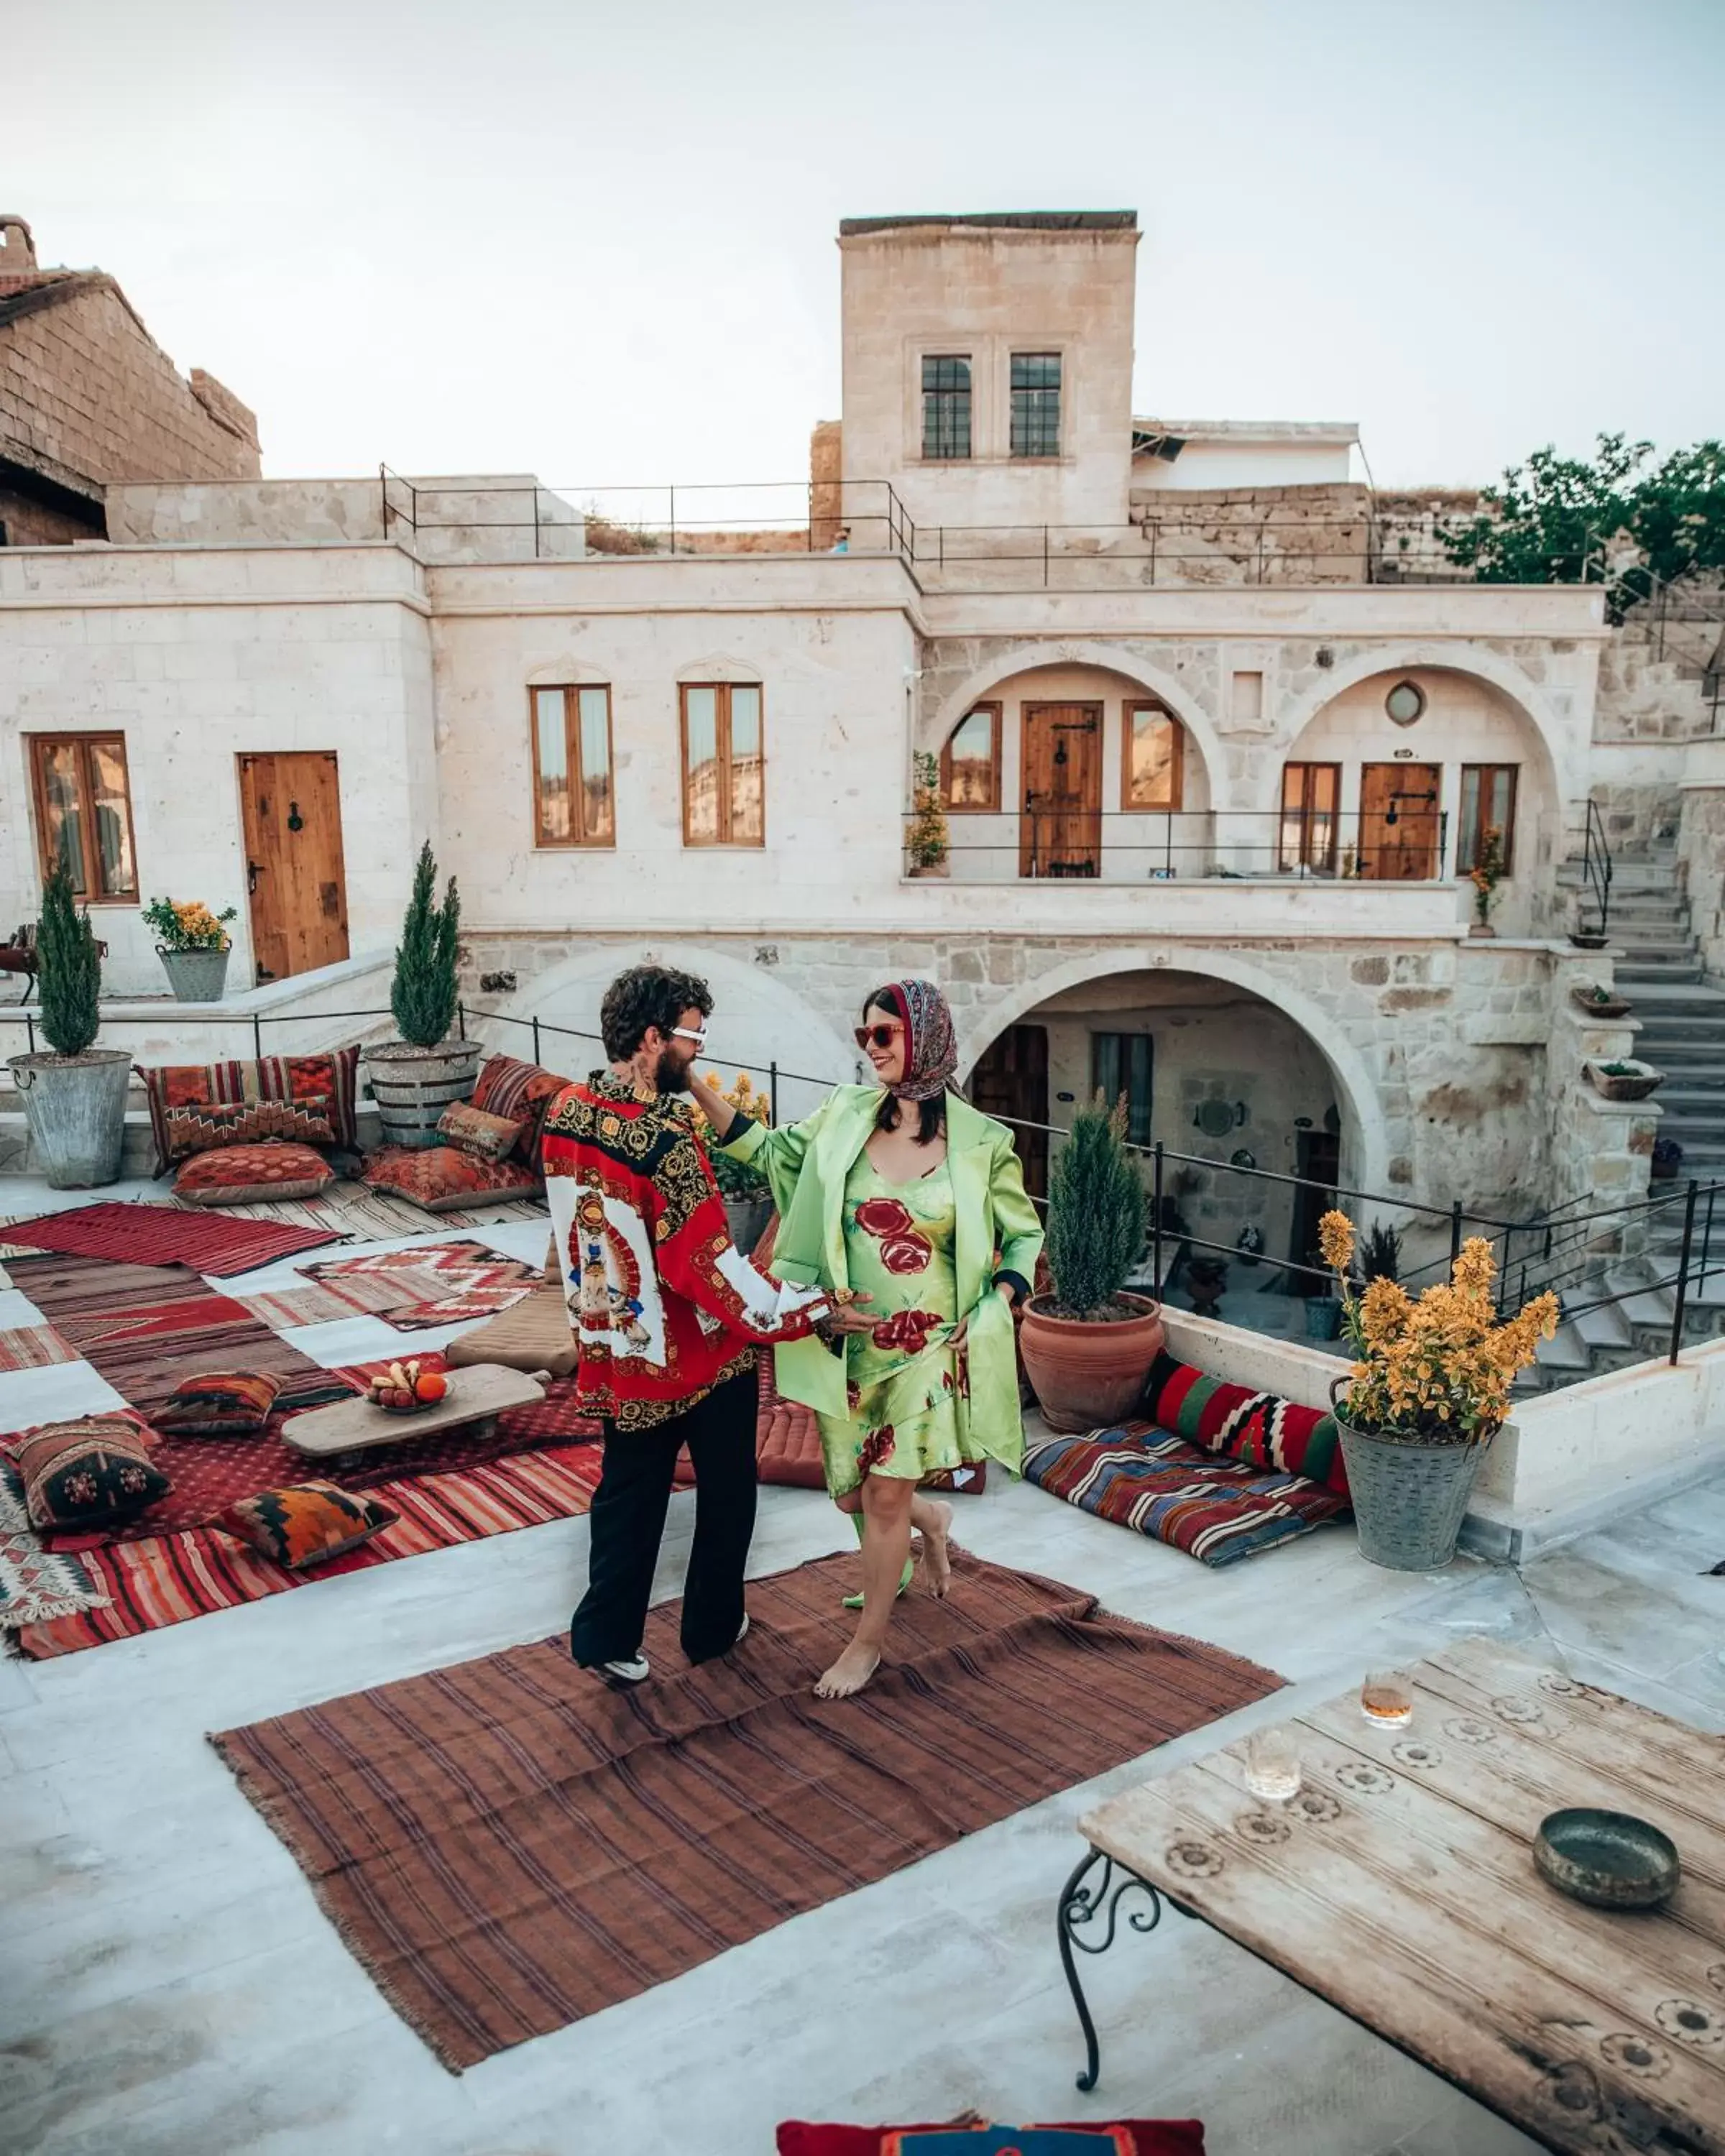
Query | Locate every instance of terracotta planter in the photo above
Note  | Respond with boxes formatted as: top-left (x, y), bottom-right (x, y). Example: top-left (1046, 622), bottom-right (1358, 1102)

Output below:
top-left (1584, 1059), bottom-right (1665, 1104)
top-left (1570, 985), bottom-right (1631, 1021)
top-left (1018, 1291), bottom-right (1165, 1434)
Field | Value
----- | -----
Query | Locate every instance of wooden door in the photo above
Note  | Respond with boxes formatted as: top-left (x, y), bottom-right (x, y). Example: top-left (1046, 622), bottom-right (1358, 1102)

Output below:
top-left (1021, 703), bottom-right (1102, 877)
top-left (1360, 763), bottom-right (1440, 881)
top-left (238, 752), bottom-right (351, 984)
top-left (969, 1024), bottom-right (1049, 1199)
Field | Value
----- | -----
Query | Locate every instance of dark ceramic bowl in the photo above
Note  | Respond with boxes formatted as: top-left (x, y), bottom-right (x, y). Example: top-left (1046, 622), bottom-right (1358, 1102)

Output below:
top-left (1534, 1809), bottom-right (1679, 1909)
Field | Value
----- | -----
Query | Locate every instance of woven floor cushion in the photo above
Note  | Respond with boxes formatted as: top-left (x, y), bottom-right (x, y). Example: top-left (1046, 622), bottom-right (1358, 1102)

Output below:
top-left (143, 1046), bottom-right (360, 1169)
top-left (1144, 1350), bottom-right (1349, 1498)
top-left (9, 1414), bottom-right (170, 1532)
top-left (172, 1142), bottom-right (335, 1206)
top-left (362, 1145), bottom-right (543, 1212)
top-left (444, 1284), bottom-right (577, 1378)
top-left (217, 1480), bottom-right (398, 1568)
top-left (156, 1370), bottom-right (283, 1435)
top-left (1024, 1422), bottom-right (1349, 1566)
top-left (469, 1053), bottom-right (569, 1166)
top-left (778, 2124), bottom-right (1204, 2155)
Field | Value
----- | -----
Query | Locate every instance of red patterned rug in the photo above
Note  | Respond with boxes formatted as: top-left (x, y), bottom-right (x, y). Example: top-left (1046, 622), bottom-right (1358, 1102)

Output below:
top-left (0, 1202), bottom-right (342, 1274)
top-left (303, 1240), bottom-right (539, 1328)
top-left (10, 1438), bottom-right (604, 1658)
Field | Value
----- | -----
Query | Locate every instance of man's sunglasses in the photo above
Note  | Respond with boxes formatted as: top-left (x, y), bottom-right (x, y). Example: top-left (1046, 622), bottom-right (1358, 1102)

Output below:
top-left (669, 1026), bottom-right (707, 1049)
top-left (854, 1022), bottom-right (905, 1051)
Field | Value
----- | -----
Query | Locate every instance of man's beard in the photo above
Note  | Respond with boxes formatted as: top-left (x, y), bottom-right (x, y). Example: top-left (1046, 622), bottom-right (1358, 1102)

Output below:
top-left (653, 1046), bottom-right (689, 1095)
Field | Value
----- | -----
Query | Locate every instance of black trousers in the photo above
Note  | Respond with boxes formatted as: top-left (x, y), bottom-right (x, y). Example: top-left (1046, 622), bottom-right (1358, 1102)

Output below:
top-left (569, 1369), bottom-right (758, 1669)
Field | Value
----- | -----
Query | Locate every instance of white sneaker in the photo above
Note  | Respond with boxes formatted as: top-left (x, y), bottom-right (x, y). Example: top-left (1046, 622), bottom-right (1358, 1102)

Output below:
top-left (597, 1654), bottom-right (650, 1685)
top-left (733, 1613), bottom-right (750, 1647)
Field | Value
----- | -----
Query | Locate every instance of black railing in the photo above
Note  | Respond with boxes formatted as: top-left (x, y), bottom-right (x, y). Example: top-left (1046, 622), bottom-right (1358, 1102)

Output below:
top-left (906, 807), bottom-right (1455, 883)
top-left (1576, 798), bottom-right (1614, 940)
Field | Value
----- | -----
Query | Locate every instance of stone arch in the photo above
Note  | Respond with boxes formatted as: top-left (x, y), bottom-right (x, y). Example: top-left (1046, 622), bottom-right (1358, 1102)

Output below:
top-left (962, 943), bottom-right (1390, 1194)
top-left (923, 641), bottom-right (1228, 805)
top-left (478, 939), bottom-right (860, 1122)
top-left (1257, 645), bottom-right (1573, 816)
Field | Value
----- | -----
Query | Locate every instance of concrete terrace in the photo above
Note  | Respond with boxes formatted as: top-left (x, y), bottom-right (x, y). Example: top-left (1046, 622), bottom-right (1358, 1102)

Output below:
top-left (2, 1192), bottom-right (1722, 2155)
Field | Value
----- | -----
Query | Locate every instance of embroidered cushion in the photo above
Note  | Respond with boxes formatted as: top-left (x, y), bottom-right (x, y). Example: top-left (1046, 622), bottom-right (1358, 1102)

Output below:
top-left (217, 1480), bottom-right (398, 1568)
top-left (776, 2124), bottom-right (1205, 2156)
top-left (162, 1095), bottom-right (336, 1160)
top-left (172, 1143), bottom-right (336, 1207)
top-left (362, 1144), bottom-right (542, 1214)
top-left (436, 1100), bottom-right (527, 1161)
top-left (142, 1046), bottom-right (361, 1169)
top-left (11, 1415), bottom-right (170, 1531)
top-left (155, 1370), bottom-right (283, 1436)
top-left (470, 1054), bottom-right (568, 1164)
top-left (1143, 1351), bottom-right (1349, 1498)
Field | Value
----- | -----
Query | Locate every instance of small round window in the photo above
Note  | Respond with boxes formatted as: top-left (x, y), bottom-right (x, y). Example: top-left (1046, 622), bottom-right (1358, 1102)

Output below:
top-left (1386, 680), bottom-right (1426, 727)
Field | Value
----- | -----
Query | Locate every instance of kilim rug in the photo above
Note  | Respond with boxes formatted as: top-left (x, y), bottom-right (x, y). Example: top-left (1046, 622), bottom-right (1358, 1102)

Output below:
top-left (0, 1202), bottom-right (343, 1274)
top-left (6, 1255), bottom-right (600, 1547)
top-left (0, 1465), bottom-right (108, 1630)
top-left (211, 1547), bottom-right (1282, 2071)
top-left (0, 1324), bottom-right (78, 1372)
top-left (10, 1439), bottom-right (603, 1658)
top-left (238, 1269), bottom-right (487, 1331)
top-left (180, 1182), bottom-right (548, 1242)
top-left (303, 1240), bottom-right (540, 1330)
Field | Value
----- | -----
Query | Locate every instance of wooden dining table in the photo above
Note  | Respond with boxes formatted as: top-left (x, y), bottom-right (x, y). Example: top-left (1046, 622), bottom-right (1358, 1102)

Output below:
top-left (1059, 1638), bottom-right (1725, 2153)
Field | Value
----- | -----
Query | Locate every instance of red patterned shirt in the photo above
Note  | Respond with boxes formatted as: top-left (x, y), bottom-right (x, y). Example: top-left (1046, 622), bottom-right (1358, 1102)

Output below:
top-left (540, 1072), bottom-right (834, 1431)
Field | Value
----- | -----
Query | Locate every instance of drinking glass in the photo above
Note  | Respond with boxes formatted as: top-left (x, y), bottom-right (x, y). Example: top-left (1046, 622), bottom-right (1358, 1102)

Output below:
top-left (1244, 1727), bottom-right (1302, 1802)
top-left (1361, 1667), bottom-right (1413, 1728)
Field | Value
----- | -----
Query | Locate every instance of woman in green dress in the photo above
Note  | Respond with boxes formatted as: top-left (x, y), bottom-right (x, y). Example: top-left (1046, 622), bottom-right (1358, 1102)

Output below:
top-left (690, 977), bottom-right (1042, 1698)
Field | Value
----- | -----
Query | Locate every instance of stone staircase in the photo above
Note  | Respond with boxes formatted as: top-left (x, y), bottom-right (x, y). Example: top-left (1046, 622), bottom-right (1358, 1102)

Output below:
top-left (1524, 846), bottom-right (1725, 1391)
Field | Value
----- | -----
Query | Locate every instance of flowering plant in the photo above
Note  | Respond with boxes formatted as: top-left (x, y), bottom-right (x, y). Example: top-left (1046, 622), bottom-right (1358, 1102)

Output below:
top-left (694, 1069), bottom-right (772, 1200)
top-left (142, 896), bottom-right (238, 952)
top-left (1468, 826), bottom-right (1505, 924)
top-left (1317, 1208), bottom-right (1558, 1446)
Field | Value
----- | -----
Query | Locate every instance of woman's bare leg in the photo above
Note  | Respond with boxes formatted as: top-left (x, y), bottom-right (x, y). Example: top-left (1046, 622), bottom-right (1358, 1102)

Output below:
top-left (908, 1491), bottom-right (953, 1596)
top-left (815, 1474), bottom-right (915, 1698)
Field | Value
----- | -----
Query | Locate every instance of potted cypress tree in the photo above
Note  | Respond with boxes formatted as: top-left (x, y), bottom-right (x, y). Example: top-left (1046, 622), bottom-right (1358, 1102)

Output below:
top-left (1018, 1095), bottom-right (1164, 1432)
top-left (6, 863), bottom-right (132, 1187)
top-left (363, 842), bottom-right (482, 1148)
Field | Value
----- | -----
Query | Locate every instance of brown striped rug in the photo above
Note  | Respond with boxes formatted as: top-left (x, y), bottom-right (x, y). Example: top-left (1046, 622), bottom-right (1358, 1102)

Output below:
top-left (211, 1547), bottom-right (1280, 2070)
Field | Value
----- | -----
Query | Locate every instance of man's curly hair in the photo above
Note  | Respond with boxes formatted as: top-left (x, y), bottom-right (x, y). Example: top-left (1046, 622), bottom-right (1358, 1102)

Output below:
top-left (599, 964), bottom-right (714, 1063)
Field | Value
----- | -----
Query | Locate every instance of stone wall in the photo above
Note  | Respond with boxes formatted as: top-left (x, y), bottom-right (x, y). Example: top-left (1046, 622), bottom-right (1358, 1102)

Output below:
top-left (1, 279), bottom-right (259, 499)
top-left (1677, 778), bottom-right (1725, 978)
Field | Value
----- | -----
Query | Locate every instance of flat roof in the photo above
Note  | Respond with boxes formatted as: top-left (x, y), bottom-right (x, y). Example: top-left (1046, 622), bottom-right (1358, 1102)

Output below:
top-left (840, 211), bottom-right (1137, 236)
top-left (1132, 418), bottom-right (1359, 446)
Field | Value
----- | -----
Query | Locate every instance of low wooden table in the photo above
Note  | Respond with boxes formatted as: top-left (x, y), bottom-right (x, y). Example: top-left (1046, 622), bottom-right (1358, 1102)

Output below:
top-left (282, 1364), bottom-right (546, 1457)
top-left (1058, 1639), bottom-right (1725, 2152)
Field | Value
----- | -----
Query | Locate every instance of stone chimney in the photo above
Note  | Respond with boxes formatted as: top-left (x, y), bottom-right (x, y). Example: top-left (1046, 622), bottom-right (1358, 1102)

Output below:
top-left (0, 214), bottom-right (42, 295)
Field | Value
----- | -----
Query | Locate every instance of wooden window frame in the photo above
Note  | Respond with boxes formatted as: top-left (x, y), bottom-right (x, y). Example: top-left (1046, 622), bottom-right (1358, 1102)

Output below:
top-left (528, 684), bottom-right (616, 849)
top-left (1121, 701), bottom-right (1185, 812)
top-left (1279, 761), bottom-right (1342, 874)
top-left (939, 701), bottom-right (1002, 813)
top-left (25, 731), bottom-right (140, 903)
top-left (1457, 763), bottom-right (1519, 876)
top-left (679, 682), bottom-right (766, 848)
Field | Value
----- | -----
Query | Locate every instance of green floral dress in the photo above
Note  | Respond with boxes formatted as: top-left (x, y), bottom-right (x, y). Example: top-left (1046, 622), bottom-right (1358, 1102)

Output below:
top-left (816, 1151), bottom-right (1018, 1497)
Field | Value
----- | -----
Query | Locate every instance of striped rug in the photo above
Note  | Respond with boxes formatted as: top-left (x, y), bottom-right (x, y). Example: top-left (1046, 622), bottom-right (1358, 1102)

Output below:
top-left (0, 1202), bottom-right (341, 1274)
top-left (0, 1324), bottom-right (78, 1373)
top-left (11, 1439), bottom-right (602, 1658)
top-left (211, 1547), bottom-right (1281, 2071)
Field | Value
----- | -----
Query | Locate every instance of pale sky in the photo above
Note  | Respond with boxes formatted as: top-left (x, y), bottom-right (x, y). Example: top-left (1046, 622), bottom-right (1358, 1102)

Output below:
top-left (9, 0), bottom-right (1723, 493)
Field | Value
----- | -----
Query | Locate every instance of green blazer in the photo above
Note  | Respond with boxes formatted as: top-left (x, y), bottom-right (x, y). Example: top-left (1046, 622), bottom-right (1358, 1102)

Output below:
top-left (720, 1085), bottom-right (1044, 1429)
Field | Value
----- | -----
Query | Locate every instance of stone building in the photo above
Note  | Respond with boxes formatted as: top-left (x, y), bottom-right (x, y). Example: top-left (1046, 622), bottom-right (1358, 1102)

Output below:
top-left (2, 208), bottom-right (1721, 1296)
top-left (0, 214), bottom-right (259, 547)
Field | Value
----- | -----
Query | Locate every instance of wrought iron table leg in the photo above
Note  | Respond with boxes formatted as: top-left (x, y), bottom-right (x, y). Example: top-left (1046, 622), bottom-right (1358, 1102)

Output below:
top-left (1056, 1844), bottom-right (1169, 2092)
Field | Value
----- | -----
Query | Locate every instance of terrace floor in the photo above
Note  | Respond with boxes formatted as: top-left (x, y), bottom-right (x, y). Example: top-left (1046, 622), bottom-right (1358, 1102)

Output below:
top-left (1, 1187), bottom-right (1722, 2156)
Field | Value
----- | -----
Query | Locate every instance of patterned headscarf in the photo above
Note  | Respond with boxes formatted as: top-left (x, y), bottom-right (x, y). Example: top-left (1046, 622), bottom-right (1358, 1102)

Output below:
top-left (871, 979), bottom-right (959, 1102)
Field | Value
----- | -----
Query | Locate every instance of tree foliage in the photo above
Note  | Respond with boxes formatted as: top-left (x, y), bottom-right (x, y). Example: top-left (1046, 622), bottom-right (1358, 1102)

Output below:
top-left (36, 860), bottom-right (102, 1057)
top-left (1044, 1095), bottom-right (1149, 1319)
top-left (391, 841), bottom-right (461, 1049)
top-left (1440, 434), bottom-right (1725, 620)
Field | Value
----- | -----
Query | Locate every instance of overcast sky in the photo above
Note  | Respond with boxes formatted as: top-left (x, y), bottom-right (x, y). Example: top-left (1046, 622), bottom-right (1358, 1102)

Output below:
top-left (9, 0), bottom-right (1723, 492)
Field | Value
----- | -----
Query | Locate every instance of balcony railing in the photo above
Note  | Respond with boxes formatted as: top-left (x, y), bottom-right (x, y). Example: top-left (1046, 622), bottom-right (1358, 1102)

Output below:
top-left (904, 808), bottom-right (1454, 883)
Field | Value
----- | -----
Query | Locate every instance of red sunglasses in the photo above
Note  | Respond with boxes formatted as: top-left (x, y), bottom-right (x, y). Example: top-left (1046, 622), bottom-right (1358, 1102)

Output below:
top-left (854, 1021), bottom-right (905, 1051)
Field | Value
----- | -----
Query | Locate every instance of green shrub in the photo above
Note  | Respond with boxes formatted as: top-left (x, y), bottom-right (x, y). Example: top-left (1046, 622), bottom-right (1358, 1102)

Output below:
top-left (391, 842), bottom-right (461, 1049)
top-left (1044, 1095), bottom-right (1148, 1319)
top-left (36, 862), bottom-right (102, 1057)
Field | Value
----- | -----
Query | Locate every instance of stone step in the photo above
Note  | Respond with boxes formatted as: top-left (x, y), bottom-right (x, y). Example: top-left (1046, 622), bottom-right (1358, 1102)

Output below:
top-left (1534, 1322), bottom-right (1593, 1373)
top-left (1569, 1299), bottom-right (1634, 1351)
top-left (1656, 1087), bottom-right (1725, 1114)
top-left (1605, 1265), bottom-right (1677, 1330)
top-left (1614, 958), bottom-right (1705, 982)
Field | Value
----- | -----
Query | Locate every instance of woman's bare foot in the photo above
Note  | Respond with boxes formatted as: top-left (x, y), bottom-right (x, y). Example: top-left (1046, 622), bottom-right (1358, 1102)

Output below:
top-left (814, 1644), bottom-right (881, 1699)
top-left (918, 1500), bottom-right (954, 1598)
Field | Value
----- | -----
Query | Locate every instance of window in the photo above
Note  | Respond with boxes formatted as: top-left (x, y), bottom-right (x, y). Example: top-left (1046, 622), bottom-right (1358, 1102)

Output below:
top-left (1457, 763), bottom-right (1519, 875)
top-left (1385, 679), bottom-right (1426, 727)
top-left (27, 734), bottom-right (138, 900)
top-left (939, 703), bottom-right (1002, 811)
top-left (921, 355), bottom-right (972, 460)
top-left (1279, 762), bottom-right (1341, 874)
top-left (530, 685), bottom-right (615, 846)
top-left (681, 683), bottom-right (764, 846)
top-left (1010, 351), bottom-right (1062, 458)
top-left (1092, 1031), bottom-right (1153, 1148)
top-left (1123, 704), bottom-right (1184, 811)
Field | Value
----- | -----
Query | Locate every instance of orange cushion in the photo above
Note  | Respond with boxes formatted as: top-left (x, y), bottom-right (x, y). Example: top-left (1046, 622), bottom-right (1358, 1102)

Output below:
top-left (172, 1143), bottom-right (335, 1206)
top-left (216, 1480), bottom-right (397, 1568)
top-left (362, 1145), bottom-right (542, 1213)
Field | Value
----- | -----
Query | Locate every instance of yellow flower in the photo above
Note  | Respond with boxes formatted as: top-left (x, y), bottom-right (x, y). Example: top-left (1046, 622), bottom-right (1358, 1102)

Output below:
top-left (1317, 1209), bottom-right (1356, 1273)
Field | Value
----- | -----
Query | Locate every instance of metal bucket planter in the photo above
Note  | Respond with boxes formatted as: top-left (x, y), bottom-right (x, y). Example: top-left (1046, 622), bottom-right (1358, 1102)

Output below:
top-left (364, 1038), bottom-right (484, 1150)
top-left (7, 1050), bottom-right (133, 1189)
top-left (1330, 1378), bottom-right (1487, 1572)
top-left (722, 1194), bottom-right (773, 1258)
top-left (1304, 1295), bottom-right (1343, 1341)
top-left (157, 946), bottom-right (231, 1003)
